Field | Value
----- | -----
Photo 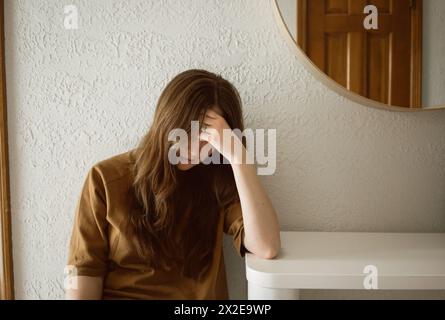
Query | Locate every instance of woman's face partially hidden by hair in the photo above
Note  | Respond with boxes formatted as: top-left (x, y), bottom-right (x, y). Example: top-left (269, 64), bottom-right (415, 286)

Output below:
top-left (176, 106), bottom-right (223, 171)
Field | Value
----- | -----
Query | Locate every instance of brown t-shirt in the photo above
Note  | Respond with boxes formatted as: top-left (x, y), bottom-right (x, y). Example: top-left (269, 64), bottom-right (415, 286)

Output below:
top-left (66, 148), bottom-right (247, 299)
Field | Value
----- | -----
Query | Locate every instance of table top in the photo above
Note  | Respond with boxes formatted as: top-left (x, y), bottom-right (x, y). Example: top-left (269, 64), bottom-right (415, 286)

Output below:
top-left (245, 231), bottom-right (445, 290)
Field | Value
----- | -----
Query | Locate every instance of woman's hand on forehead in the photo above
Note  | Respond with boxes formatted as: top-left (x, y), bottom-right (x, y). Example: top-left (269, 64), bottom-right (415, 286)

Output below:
top-left (200, 107), bottom-right (244, 164)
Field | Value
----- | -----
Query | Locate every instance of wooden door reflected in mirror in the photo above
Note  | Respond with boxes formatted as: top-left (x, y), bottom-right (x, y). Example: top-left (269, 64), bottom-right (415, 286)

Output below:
top-left (275, 0), bottom-right (445, 110)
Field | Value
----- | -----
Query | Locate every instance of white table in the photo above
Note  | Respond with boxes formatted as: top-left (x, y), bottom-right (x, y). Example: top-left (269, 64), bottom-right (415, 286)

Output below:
top-left (245, 231), bottom-right (445, 299)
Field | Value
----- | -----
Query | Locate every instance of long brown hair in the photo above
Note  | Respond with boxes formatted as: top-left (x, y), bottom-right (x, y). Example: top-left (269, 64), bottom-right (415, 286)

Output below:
top-left (127, 69), bottom-right (245, 280)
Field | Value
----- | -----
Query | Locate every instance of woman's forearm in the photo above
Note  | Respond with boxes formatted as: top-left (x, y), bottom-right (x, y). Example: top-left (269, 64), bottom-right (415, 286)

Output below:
top-left (231, 153), bottom-right (281, 259)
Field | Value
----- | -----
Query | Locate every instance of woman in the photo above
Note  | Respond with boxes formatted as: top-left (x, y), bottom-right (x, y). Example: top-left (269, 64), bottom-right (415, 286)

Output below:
top-left (65, 69), bottom-right (281, 299)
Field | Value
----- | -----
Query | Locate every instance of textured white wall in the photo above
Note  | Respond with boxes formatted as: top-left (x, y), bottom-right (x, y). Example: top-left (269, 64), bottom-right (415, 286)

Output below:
top-left (5, 0), bottom-right (445, 300)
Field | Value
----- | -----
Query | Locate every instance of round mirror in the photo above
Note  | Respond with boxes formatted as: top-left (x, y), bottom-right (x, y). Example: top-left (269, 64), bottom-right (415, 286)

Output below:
top-left (273, 0), bottom-right (445, 111)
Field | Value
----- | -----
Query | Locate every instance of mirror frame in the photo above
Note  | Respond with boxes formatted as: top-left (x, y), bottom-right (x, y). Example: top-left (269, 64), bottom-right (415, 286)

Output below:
top-left (271, 0), bottom-right (445, 112)
top-left (0, 0), bottom-right (14, 300)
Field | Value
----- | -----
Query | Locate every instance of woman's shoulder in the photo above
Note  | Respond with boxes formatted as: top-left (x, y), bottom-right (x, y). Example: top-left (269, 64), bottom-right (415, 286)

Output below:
top-left (89, 148), bottom-right (139, 187)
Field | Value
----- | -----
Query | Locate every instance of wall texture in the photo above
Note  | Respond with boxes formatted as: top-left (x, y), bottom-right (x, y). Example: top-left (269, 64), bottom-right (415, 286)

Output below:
top-left (5, 0), bottom-right (445, 300)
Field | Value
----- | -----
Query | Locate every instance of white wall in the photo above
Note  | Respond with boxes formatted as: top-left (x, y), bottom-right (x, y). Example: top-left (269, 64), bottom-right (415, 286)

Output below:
top-left (5, 0), bottom-right (445, 300)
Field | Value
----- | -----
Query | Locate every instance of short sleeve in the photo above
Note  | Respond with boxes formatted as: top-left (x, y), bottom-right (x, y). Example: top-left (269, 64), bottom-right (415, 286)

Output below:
top-left (66, 166), bottom-right (109, 277)
top-left (223, 200), bottom-right (249, 258)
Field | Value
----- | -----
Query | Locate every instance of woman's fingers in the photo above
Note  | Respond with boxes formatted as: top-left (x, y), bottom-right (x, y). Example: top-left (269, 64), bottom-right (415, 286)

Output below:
top-left (203, 117), bottom-right (218, 129)
top-left (204, 114), bottom-right (215, 119)
top-left (200, 129), bottom-right (220, 144)
top-left (205, 108), bottom-right (220, 118)
top-left (199, 131), bottom-right (210, 142)
top-left (204, 115), bottom-right (217, 124)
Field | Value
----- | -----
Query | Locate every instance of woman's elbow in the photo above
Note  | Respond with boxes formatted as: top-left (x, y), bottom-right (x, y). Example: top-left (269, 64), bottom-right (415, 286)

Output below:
top-left (265, 245), bottom-right (280, 259)
top-left (245, 232), bottom-right (281, 259)
top-left (258, 240), bottom-right (281, 259)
